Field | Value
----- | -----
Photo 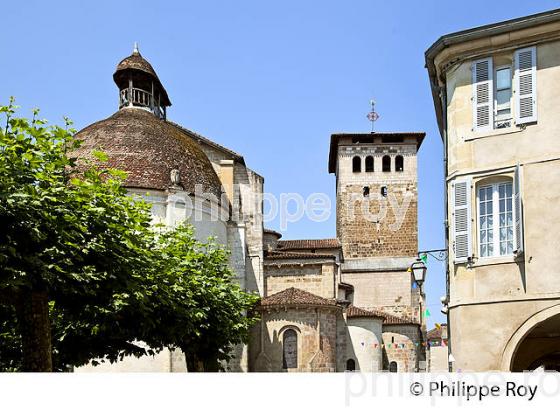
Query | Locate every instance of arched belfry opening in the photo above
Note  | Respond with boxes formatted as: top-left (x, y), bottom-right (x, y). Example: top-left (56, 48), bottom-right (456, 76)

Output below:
top-left (113, 43), bottom-right (171, 119)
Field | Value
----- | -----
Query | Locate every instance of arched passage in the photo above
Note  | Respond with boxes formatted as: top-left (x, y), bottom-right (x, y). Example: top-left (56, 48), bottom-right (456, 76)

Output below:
top-left (501, 304), bottom-right (560, 371)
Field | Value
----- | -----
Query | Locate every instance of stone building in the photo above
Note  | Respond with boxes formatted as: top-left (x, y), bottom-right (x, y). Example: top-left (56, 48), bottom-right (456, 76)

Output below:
top-left (74, 45), bottom-right (426, 372)
top-left (74, 45), bottom-right (264, 372)
top-left (426, 324), bottom-right (448, 372)
top-left (426, 9), bottom-right (560, 371)
top-left (251, 132), bottom-right (427, 372)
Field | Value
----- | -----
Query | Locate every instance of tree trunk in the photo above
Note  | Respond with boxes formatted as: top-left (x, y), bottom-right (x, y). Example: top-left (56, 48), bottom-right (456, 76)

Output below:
top-left (184, 351), bottom-right (204, 372)
top-left (15, 289), bottom-right (53, 372)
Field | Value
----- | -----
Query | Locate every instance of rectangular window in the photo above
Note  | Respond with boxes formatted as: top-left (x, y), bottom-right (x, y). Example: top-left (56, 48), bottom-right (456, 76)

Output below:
top-left (498, 183), bottom-right (514, 255)
top-left (479, 185), bottom-right (493, 257)
top-left (495, 66), bottom-right (512, 129)
top-left (478, 182), bottom-right (513, 258)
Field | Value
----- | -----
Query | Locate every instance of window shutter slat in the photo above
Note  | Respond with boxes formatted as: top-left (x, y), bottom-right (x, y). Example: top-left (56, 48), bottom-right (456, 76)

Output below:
top-left (514, 47), bottom-right (537, 124)
top-left (514, 164), bottom-right (524, 255)
top-left (472, 58), bottom-right (494, 132)
top-left (452, 178), bottom-right (472, 263)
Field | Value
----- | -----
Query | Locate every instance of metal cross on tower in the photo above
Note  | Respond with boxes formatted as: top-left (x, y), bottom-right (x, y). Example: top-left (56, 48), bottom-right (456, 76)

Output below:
top-left (367, 99), bottom-right (380, 132)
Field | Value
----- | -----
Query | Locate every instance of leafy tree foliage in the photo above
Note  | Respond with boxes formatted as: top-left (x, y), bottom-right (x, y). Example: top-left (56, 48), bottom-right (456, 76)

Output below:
top-left (0, 99), bottom-right (258, 371)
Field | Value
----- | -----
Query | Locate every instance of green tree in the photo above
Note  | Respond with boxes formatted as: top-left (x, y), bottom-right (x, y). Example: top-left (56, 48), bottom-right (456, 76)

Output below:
top-left (0, 100), bottom-right (258, 371)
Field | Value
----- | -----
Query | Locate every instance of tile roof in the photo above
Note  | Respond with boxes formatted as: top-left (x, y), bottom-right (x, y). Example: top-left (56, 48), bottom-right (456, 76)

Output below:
top-left (169, 121), bottom-right (245, 164)
top-left (346, 305), bottom-right (385, 319)
top-left (277, 238), bottom-right (341, 250)
top-left (264, 251), bottom-right (336, 260)
top-left (427, 324), bottom-right (447, 340)
top-left (381, 313), bottom-right (420, 325)
top-left (259, 287), bottom-right (338, 307)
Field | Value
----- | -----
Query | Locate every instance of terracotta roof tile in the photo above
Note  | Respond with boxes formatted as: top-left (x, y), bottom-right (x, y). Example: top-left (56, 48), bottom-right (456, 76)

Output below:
top-left (381, 312), bottom-right (420, 325)
top-left (264, 251), bottom-right (336, 260)
top-left (260, 288), bottom-right (338, 307)
top-left (346, 305), bottom-right (385, 319)
top-left (277, 238), bottom-right (341, 250)
top-left (428, 324), bottom-right (447, 340)
top-left (74, 108), bottom-right (223, 197)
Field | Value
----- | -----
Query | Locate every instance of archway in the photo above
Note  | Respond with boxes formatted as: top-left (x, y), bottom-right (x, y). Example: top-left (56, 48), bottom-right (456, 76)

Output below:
top-left (502, 304), bottom-right (560, 371)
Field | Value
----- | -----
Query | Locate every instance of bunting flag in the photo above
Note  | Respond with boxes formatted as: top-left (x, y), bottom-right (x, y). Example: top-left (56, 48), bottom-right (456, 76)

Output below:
top-left (435, 323), bottom-right (442, 330)
top-left (424, 309), bottom-right (431, 318)
top-left (420, 253), bottom-right (428, 264)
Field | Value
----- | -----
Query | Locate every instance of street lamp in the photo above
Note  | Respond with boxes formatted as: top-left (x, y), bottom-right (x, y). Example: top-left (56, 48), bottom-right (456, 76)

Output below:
top-left (410, 258), bottom-right (427, 288)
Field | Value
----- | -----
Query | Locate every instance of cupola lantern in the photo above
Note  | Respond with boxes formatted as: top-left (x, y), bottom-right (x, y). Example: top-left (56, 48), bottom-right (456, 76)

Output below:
top-left (113, 43), bottom-right (171, 119)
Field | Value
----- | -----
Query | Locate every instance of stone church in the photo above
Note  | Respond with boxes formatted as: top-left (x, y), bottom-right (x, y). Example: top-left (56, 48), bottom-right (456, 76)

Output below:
top-left (75, 46), bottom-right (426, 373)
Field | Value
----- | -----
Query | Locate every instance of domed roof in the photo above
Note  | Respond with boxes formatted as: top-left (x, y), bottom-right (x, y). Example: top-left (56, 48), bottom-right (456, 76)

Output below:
top-left (73, 108), bottom-right (223, 198)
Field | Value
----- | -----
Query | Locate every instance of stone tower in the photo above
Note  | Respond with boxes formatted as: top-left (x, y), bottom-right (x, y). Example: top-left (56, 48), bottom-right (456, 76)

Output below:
top-left (328, 132), bottom-right (425, 318)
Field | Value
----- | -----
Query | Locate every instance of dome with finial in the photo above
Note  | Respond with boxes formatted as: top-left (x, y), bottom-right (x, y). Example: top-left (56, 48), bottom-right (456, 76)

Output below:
top-left (73, 47), bottom-right (223, 198)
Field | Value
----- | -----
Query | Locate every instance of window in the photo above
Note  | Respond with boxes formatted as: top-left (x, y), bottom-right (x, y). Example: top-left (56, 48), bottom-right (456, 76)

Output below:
top-left (478, 182), bottom-right (514, 258)
top-left (395, 155), bottom-right (404, 172)
top-left (495, 66), bottom-right (512, 128)
top-left (381, 186), bottom-right (388, 197)
top-left (352, 156), bottom-right (361, 173)
top-left (346, 359), bottom-right (356, 371)
top-left (363, 186), bottom-right (370, 197)
top-left (365, 156), bottom-right (374, 172)
top-left (472, 47), bottom-right (537, 132)
top-left (382, 155), bottom-right (391, 172)
top-left (283, 329), bottom-right (297, 369)
top-left (389, 361), bottom-right (398, 373)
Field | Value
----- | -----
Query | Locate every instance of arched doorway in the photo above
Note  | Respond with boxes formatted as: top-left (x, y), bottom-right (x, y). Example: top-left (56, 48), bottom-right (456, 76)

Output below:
top-left (503, 305), bottom-right (560, 371)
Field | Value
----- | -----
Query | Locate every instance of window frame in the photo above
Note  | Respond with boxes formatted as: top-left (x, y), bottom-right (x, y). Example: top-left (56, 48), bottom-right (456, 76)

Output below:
top-left (494, 64), bottom-right (513, 129)
top-left (476, 180), bottom-right (515, 259)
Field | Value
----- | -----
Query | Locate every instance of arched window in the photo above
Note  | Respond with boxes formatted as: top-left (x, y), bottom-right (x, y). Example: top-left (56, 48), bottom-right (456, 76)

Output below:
top-left (382, 155), bottom-right (391, 172)
top-left (352, 156), bottom-right (361, 173)
top-left (346, 359), bottom-right (356, 371)
top-left (395, 155), bottom-right (404, 172)
top-left (363, 186), bottom-right (370, 197)
top-left (283, 329), bottom-right (298, 369)
top-left (365, 156), bottom-right (374, 172)
top-left (389, 361), bottom-right (398, 373)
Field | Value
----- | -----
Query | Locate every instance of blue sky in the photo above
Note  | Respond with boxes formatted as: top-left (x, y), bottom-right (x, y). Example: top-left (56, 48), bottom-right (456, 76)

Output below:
top-left (3, 1), bottom-right (559, 328)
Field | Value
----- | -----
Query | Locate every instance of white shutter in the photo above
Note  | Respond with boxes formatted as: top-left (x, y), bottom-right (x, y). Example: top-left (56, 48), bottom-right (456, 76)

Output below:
top-left (514, 164), bottom-right (524, 255)
top-left (472, 58), bottom-right (494, 132)
top-left (452, 178), bottom-right (472, 263)
top-left (514, 46), bottom-right (537, 124)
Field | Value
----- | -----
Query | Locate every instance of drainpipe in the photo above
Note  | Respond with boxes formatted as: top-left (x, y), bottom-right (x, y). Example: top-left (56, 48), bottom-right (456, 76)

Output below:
top-left (438, 83), bottom-right (452, 372)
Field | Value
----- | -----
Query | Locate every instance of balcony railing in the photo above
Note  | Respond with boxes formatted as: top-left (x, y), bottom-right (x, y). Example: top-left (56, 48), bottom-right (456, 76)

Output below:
top-left (120, 88), bottom-right (164, 119)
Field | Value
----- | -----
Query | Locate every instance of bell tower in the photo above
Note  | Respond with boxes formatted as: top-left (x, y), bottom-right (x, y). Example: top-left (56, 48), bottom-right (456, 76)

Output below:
top-left (113, 43), bottom-right (171, 119)
top-left (329, 132), bottom-right (424, 259)
top-left (328, 129), bottom-right (425, 315)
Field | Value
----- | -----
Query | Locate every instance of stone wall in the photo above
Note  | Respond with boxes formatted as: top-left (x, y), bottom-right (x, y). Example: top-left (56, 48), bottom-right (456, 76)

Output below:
top-left (382, 324), bottom-right (423, 372)
top-left (335, 141), bottom-right (418, 259)
top-left (265, 262), bottom-right (336, 299)
top-left (250, 306), bottom-right (340, 372)
top-left (341, 270), bottom-right (412, 310)
top-left (345, 317), bottom-right (384, 372)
